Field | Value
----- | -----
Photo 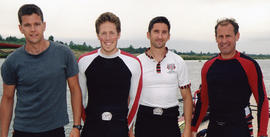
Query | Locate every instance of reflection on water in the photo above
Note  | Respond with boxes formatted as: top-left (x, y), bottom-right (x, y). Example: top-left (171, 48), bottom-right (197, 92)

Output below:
top-left (0, 59), bottom-right (269, 136)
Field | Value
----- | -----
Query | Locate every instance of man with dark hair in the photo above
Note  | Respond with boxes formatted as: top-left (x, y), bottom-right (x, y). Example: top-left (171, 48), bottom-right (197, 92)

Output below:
top-left (191, 18), bottom-right (269, 137)
top-left (134, 16), bottom-right (193, 137)
top-left (17, 4), bottom-right (44, 24)
top-left (78, 12), bottom-right (142, 137)
top-left (0, 4), bottom-right (82, 137)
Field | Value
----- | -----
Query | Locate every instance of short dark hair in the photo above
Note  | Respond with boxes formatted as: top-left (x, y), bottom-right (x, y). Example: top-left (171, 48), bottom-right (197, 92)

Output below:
top-left (148, 16), bottom-right (170, 33)
top-left (215, 18), bottom-right (239, 37)
top-left (95, 12), bottom-right (121, 34)
top-left (18, 4), bottom-right (43, 24)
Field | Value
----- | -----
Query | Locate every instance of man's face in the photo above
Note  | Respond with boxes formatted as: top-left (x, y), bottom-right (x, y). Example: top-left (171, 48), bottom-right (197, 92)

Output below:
top-left (147, 23), bottom-right (170, 49)
top-left (19, 13), bottom-right (46, 45)
top-left (97, 21), bottom-right (120, 55)
top-left (216, 23), bottom-right (239, 58)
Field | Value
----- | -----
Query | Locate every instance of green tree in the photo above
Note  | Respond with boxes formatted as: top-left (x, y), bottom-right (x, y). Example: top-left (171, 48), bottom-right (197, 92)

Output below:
top-left (6, 36), bottom-right (18, 41)
top-left (0, 34), bottom-right (3, 41)
top-left (48, 35), bottom-right (54, 41)
top-left (83, 42), bottom-right (87, 46)
top-left (189, 50), bottom-right (195, 55)
top-left (69, 41), bottom-right (74, 46)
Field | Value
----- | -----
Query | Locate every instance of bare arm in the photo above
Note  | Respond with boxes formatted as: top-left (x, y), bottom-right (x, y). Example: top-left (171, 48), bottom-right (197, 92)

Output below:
top-left (128, 124), bottom-right (135, 137)
top-left (0, 83), bottom-right (15, 137)
top-left (127, 95), bottom-right (135, 137)
top-left (67, 74), bottom-right (82, 137)
top-left (180, 87), bottom-right (193, 137)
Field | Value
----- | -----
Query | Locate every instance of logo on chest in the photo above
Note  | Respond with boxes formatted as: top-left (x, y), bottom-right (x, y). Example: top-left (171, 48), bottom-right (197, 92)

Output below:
top-left (167, 63), bottom-right (176, 73)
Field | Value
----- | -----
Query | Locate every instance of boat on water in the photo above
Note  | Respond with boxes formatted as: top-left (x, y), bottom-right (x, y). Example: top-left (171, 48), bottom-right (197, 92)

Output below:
top-left (0, 42), bottom-right (22, 49)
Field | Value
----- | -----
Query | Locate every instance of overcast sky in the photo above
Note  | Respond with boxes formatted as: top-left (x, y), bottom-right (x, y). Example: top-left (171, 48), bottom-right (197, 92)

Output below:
top-left (1, 0), bottom-right (270, 54)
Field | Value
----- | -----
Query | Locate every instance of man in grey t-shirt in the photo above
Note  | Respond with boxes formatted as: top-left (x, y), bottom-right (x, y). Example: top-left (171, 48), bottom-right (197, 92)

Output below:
top-left (0, 4), bottom-right (82, 137)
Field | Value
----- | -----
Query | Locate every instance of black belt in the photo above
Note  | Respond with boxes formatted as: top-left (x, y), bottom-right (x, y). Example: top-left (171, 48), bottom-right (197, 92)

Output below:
top-left (209, 115), bottom-right (247, 126)
top-left (85, 108), bottom-right (128, 122)
top-left (138, 105), bottom-right (179, 117)
top-left (209, 108), bottom-right (251, 126)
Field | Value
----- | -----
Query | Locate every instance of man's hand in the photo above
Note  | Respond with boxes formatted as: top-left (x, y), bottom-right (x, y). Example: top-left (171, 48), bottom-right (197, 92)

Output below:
top-left (191, 131), bottom-right (197, 137)
top-left (129, 131), bottom-right (135, 137)
top-left (129, 124), bottom-right (135, 137)
top-left (181, 128), bottom-right (191, 137)
top-left (69, 128), bottom-right (80, 137)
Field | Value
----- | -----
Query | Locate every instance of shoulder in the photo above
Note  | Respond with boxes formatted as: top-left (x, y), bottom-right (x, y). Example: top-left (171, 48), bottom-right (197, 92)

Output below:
top-left (238, 53), bottom-right (257, 64)
top-left (77, 50), bottom-right (99, 73)
top-left (237, 53), bottom-right (262, 70)
top-left (1, 47), bottom-right (25, 73)
top-left (77, 49), bottom-right (98, 73)
top-left (167, 51), bottom-right (185, 64)
top-left (48, 41), bottom-right (75, 59)
top-left (119, 50), bottom-right (142, 72)
top-left (119, 50), bottom-right (141, 64)
top-left (137, 53), bottom-right (145, 58)
top-left (50, 41), bottom-right (71, 52)
top-left (137, 53), bottom-right (146, 61)
top-left (204, 55), bottom-right (218, 65)
top-left (201, 55), bottom-right (219, 74)
top-left (120, 50), bottom-right (137, 59)
top-left (78, 49), bottom-right (98, 63)
top-left (4, 47), bottom-right (24, 63)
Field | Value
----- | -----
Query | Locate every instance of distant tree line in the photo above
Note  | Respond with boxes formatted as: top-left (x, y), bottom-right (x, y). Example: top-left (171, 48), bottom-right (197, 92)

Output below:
top-left (0, 35), bottom-right (26, 45)
top-left (1, 34), bottom-right (270, 60)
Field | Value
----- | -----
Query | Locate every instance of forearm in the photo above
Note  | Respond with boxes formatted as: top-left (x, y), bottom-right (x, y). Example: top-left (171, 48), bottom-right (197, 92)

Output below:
top-left (128, 124), bottom-right (134, 137)
top-left (68, 75), bottom-right (83, 126)
top-left (0, 96), bottom-right (14, 137)
top-left (183, 92), bottom-right (193, 130)
top-left (180, 87), bottom-right (193, 137)
top-left (70, 90), bottom-right (82, 125)
top-left (257, 97), bottom-right (269, 136)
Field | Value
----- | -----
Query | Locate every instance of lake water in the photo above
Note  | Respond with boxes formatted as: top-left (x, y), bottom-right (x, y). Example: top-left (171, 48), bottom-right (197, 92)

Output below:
top-left (0, 58), bottom-right (269, 136)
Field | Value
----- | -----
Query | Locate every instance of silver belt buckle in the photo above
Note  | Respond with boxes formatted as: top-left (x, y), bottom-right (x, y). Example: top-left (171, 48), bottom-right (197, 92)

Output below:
top-left (101, 112), bottom-right (112, 121)
top-left (153, 107), bottom-right (163, 115)
top-left (216, 121), bottom-right (226, 126)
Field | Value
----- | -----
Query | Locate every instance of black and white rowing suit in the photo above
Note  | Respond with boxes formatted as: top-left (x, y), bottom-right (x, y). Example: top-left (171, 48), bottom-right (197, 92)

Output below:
top-left (78, 49), bottom-right (142, 137)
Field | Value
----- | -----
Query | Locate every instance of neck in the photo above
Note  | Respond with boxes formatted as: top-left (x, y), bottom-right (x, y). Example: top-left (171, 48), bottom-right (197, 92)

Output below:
top-left (25, 40), bottom-right (49, 55)
top-left (221, 50), bottom-right (237, 59)
top-left (148, 46), bottom-right (167, 62)
top-left (100, 48), bottom-right (119, 56)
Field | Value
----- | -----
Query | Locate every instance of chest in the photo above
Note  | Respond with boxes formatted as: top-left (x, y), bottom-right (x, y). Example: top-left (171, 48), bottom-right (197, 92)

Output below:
top-left (142, 58), bottom-right (179, 86)
top-left (85, 56), bottom-right (132, 85)
top-left (206, 60), bottom-right (249, 89)
top-left (16, 55), bottom-right (66, 85)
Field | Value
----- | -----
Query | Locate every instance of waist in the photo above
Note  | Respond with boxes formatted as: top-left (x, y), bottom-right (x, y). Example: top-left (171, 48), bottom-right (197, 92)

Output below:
top-left (14, 109), bottom-right (69, 133)
top-left (209, 106), bottom-right (253, 125)
top-left (14, 127), bottom-right (64, 135)
top-left (209, 118), bottom-right (249, 127)
top-left (140, 87), bottom-right (179, 106)
top-left (85, 107), bottom-right (128, 121)
top-left (137, 105), bottom-right (179, 117)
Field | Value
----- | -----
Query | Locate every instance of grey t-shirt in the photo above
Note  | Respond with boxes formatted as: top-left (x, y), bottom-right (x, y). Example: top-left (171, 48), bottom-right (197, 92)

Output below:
top-left (1, 41), bottom-right (79, 132)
